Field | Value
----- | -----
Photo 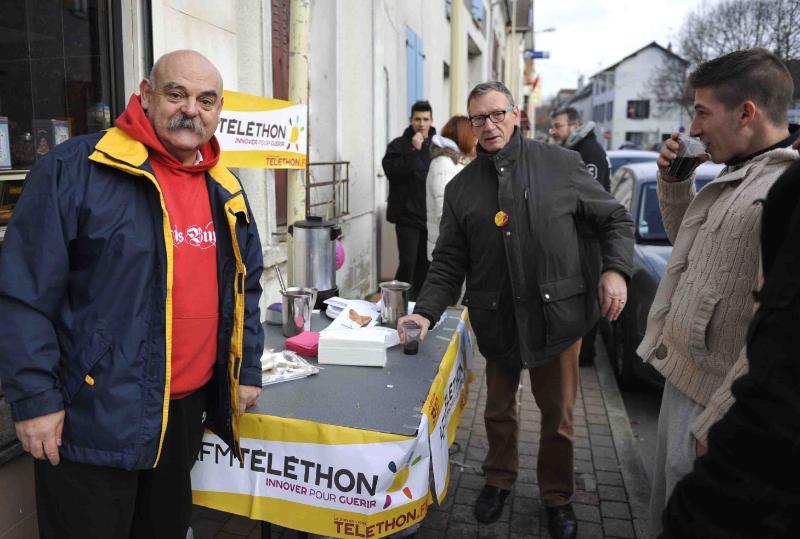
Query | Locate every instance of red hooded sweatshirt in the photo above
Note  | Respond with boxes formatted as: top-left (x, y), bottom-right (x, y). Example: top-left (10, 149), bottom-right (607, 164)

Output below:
top-left (116, 94), bottom-right (220, 400)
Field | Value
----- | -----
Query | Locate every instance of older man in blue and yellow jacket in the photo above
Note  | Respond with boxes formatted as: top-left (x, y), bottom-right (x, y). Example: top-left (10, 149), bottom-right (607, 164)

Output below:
top-left (0, 50), bottom-right (264, 538)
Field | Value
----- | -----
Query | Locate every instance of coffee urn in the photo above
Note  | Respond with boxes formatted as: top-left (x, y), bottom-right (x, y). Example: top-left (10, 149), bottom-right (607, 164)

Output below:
top-left (288, 216), bottom-right (342, 308)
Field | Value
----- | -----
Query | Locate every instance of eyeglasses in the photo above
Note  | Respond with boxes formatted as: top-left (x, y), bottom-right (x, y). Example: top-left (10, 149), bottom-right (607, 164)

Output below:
top-left (469, 106), bottom-right (514, 127)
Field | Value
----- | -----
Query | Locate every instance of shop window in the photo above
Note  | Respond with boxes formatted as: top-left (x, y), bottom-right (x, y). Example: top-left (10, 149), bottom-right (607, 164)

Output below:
top-left (0, 0), bottom-right (128, 246)
top-left (0, 1), bottom-right (125, 172)
top-left (626, 100), bottom-right (650, 119)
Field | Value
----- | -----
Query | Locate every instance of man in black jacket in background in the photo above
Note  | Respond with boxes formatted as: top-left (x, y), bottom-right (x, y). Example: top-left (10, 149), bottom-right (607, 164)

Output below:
top-left (549, 107), bottom-right (610, 191)
top-left (660, 160), bottom-right (800, 539)
top-left (398, 82), bottom-right (633, 539)
top-left (550, 106), bottom-right (612, 365)
top-left (382, 100), bottom-right (436, 298)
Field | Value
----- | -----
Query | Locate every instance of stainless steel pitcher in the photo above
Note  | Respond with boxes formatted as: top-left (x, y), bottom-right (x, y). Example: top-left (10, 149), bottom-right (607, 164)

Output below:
top-left (281, 287), bottom-right (317, 337)
top-left (379, 280), bottom-right (411, 328)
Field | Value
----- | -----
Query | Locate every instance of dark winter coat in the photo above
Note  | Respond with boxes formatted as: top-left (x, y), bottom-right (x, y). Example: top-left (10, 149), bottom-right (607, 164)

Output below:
top-left (382, 126), bottom-right (436, 229)
top-left (566, 122), bottom-right (610, 192)
top-left (0, 128), bottom-right (264, 470)
top-left (414, 128), bottom-right (633, 368)
top-left (660, 160), bottom-right (800, 539)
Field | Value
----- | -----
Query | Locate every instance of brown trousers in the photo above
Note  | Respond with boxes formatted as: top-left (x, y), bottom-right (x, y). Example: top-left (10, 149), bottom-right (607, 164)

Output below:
top-left (482, 339), bottom-right (581, 507)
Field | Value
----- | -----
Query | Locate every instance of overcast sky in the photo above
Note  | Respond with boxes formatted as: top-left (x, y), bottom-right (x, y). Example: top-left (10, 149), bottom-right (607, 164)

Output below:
top-left (533, 0), bottom-right (722, 99)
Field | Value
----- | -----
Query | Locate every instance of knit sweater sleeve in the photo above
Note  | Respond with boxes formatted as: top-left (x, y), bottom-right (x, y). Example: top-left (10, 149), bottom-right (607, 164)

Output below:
top-left (691, 346), bottom-right (749, 445)
top-left (656, 170), bottom-right (696, 244)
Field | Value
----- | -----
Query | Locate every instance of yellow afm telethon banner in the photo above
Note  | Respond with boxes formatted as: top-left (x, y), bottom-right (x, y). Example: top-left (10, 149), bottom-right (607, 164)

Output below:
top-left (216, 90), bottom-right (308, 169)
top-left (191, 310), bottom-right (475, 538)
top-left (192, 415), bottom-right (432, 538)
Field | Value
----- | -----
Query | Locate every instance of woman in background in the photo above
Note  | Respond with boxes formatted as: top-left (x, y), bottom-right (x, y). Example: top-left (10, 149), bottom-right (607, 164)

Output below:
top-left (426, 115), bottom-right (476, 260)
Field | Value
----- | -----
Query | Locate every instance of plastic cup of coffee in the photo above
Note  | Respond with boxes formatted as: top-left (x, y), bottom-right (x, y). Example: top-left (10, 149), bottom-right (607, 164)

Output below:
top-left (402, 321), bottom-right (421, 355)
top-left (666, 134), bottom-right (707, 181)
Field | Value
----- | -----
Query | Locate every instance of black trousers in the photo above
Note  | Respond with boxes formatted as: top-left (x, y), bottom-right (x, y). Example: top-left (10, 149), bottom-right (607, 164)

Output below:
top-left (35, 387), bottom-right (207, 539)
top-left (394, 225), bottom-right (429, 299)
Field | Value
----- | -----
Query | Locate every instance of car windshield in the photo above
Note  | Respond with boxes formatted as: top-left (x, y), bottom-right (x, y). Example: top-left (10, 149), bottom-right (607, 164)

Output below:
top-left (637, 179), bottom-right (712, 243)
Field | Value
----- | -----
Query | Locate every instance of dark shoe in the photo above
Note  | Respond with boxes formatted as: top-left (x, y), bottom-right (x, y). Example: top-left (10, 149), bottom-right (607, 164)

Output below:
top-left (546, 504), bottom-right (577, 539)
top-left (474, 485), bottom-right (510, 523)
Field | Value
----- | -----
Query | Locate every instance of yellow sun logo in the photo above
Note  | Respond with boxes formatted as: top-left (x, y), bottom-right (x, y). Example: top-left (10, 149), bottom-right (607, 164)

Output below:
top-left (383, 453), bottom-right (422, 509)
top-left (286, 116), bottom-right (304, 151)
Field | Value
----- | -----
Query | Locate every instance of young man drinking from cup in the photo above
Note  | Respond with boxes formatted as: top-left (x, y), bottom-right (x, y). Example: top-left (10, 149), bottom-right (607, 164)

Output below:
top-left (638, 48), bottom-right (799, 536)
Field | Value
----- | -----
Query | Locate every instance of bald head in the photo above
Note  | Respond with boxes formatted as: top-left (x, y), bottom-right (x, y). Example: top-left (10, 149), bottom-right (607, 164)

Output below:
top-left (148, 50), bottom-right (223, 94)
top-left (139, 50), bottom-right (225, 165)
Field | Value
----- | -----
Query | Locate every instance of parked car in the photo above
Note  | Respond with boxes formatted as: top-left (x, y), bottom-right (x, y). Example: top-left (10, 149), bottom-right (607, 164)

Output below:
top-left (603, 160), bottom-right (724, 388)
top-left (606, 149), bottom-right (659, 175)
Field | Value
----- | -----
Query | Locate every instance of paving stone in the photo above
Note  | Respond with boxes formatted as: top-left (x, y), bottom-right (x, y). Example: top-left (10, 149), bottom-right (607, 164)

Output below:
top-left (454, 487), bottom-right (479, 506)
top-left (450, 502), bottom-right (476, 523)
top-left (467, 445), bottom-right (487, 461)
top-left (575, 521), bottom-right (604, 539)
top-left (459, 472), bottom-right (487, 490)
top-left (477, 521), bottom-right (510, 538)
top-left (572, 490), bottom-right (599, 506)
top-left (574, 425), bottom-right (589, 438)
top-left (595, 470), bottom-right (624, 486)
top-left (512, 494), bottom-right (540, 514)
top-left (471, 434), bottom-right (490, 448)
top-left (416, 526), bottom-right (449, 539)
top-left (574, 436), bottom-right (591, 449)
top-left (586, 413), bottom-right (608, 425)
top-left (422, 508), bottom-right (450, 530)
top-left (589, 433), bottom-right (614, 448)
top-left (592, 445), bottom-right (617, 460)
top-left (445, 521), bottom-right (479, 538)
top-left (601, 500), bottom-right (631, 520)
top-left (597, 484), bottom-right (627, 502)
top-left (588, 423), bottom-right (612, 436)
top-left (519, 430), bottom-right (538, 442)
top-left (573, 459), bottom-right (594, 474)
top-left (572, 502), bottom-right (601, 523)
top-left (583, 397), bottom-right (604, 407)
top-left (519, 453), bottom-right (538, 469)
top-left (593, 457), bottom-right (620, 472)
top-left (585, 406), bottom-right (607, 418)
top-left (574, 447), bottom-right (591, 461)
top-left (513, 482), bottom-right (540, 499)
top-left (510, 510), bottom-right (540, 532)
top-left (603, 517), bottom-right (635, 538)
top-left (518, 468), bottom-right (538, 484)
top-left (519, 441), bottom-right (539, 455)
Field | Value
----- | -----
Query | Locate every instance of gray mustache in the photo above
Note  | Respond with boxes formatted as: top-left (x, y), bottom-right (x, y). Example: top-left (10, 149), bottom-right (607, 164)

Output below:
top-left (166, 114), bottom-right (205, 136)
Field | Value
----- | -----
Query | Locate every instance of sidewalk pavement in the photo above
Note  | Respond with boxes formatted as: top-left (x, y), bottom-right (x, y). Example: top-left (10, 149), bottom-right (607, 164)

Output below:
top-left (191, 339), bottom-right (652, 538)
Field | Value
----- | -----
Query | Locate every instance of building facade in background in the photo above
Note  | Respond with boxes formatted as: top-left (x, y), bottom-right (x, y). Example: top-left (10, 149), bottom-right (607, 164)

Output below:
top-left (587, 42), bottom-right (688, 151)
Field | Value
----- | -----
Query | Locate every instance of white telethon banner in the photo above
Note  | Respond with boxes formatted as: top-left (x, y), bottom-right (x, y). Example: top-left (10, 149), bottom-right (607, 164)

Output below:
top-left (192, 414), bottom-right (431, 538)
top-left (216, 90), bottom-right (308, 169)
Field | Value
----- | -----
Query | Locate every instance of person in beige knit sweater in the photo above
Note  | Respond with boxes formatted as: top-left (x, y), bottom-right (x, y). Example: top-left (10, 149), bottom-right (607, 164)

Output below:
top-left (637, 48), bottom-right (800, 536)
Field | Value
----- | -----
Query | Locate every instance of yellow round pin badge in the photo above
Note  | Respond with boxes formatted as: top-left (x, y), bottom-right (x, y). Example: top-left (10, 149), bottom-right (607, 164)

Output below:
top-left (494, 210), bottom-right (509, 227)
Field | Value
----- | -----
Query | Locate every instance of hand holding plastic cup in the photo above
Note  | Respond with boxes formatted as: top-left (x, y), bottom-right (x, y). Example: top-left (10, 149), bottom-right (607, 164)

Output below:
top-left (666, 134), bottom-right (708, 181)
top-left (402, 320), bottom-right (421, 355)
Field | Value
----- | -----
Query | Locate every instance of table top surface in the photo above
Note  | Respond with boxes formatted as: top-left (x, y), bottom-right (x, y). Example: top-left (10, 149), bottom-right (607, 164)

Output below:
top-left (249, 307), bottom-right (464, 437)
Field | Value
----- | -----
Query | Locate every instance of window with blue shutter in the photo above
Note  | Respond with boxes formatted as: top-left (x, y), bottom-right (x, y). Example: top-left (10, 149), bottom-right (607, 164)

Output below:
top-left (405, 27), bottom-right (424, 114)
top-left (471, 0), bottom-right (485, 22)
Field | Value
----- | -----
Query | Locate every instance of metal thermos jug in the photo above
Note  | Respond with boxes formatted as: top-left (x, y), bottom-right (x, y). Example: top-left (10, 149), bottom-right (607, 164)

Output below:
top-left (288, 216), bottom-right (341, 307)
